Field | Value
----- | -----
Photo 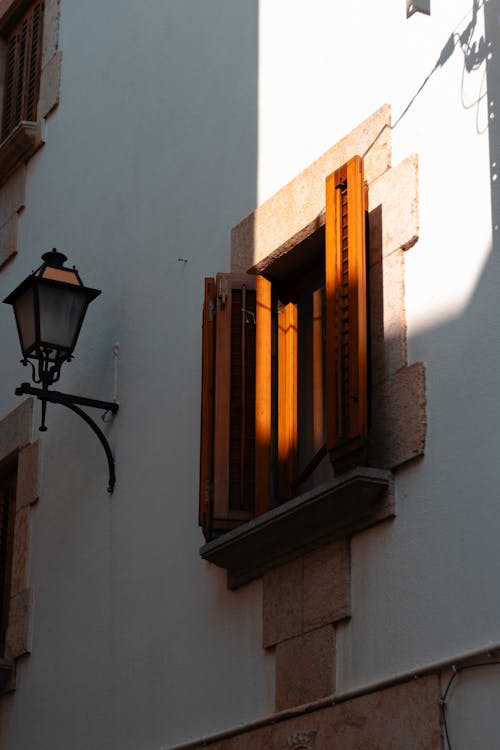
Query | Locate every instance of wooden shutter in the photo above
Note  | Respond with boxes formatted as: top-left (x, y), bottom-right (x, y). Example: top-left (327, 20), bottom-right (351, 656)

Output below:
top-left (277, 300), bottom-right (298, 502)
top-left (325, 155), bottom-right (368, 469)
top-left (255, 275), bottom-right (272, 515)
top-left (0, 464), bottom-right (16, 655)
top-left (199, 274), bottom-right (256, 539)
top-left (1, 2), bottom-right (43, 142)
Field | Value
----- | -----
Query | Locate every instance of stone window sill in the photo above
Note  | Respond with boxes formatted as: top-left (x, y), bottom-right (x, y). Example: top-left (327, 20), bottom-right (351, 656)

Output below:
top-left (0, 121), bottom-right (42, 187)
top-left (200, 466), bottom-right (394, 588)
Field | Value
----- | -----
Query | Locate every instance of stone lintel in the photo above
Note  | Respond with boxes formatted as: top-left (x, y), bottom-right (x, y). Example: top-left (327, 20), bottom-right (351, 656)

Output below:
top-left (231, 105), bottom-right (392, 274)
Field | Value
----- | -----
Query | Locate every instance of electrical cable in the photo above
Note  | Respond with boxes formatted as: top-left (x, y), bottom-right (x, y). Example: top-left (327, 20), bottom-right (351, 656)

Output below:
top-left (441, 659), bottom-right (500, 750)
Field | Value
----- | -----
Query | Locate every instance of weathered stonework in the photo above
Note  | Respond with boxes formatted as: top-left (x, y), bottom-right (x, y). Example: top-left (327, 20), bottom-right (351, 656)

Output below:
top-left (275, 626), bottom-right (335, 711)
top-left (0, 399), bottom-right (33, 461)
top-left (170, 676), bottom-right (443, 750)
top-left (16, 440), bottom-right (40, 510)
top-left (302, 540), bottom-right (350, 633)
top-left (369, 362), bottom-right (427, 470)
top-left (368, 155), bottom-right (419, 258)
top-left (0, 399), bottom-right (38, 681)
top-left (263, 558), bottom-right (303, 648)
top-left (5, 587), bottom-right (32, 659)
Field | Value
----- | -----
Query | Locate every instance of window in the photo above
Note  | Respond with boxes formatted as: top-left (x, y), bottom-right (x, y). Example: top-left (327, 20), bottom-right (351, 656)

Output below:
top-left (0, 459), bottom-right (16, 658)
top-left (1, 0), bottom-right (43, 142)
top-left (200, 156), bottom-right (368, 541)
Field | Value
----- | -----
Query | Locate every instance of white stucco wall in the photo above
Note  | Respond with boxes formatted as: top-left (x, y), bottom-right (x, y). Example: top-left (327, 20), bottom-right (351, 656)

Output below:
top-left (0, 0), bottom-right (499, 748)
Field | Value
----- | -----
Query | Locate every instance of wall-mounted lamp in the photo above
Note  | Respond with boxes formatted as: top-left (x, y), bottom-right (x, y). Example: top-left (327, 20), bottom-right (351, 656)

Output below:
top-left (407, 0), bottom-right (430, 17)
top-left (3, 249), bottom-right (119, 492)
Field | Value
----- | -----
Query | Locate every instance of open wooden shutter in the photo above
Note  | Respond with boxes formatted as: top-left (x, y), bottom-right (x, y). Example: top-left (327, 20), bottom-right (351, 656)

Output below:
top-left (255, 275), bottom-right (272, 515)
top-left (325, 155), bottom-right (368, 470)
top-left (199, 274), bottom-right (257, 539)
top-left (1, 1), bottom-right (43, 141)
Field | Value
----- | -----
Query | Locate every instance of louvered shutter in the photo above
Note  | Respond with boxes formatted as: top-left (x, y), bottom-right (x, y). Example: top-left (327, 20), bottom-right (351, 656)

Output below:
top-left (325, 155), bottom-right (368, 469)
top-left (1, 2), bottom-right (43, 142)
top-left (0, 465), bottom-right (16, 656)
top-left (199, 274), bottom-right (257, 539)
top-left (255, 275), bottom-right (272, 515)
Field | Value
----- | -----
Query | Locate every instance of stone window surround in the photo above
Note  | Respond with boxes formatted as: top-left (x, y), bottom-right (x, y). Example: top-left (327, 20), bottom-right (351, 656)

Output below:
top-left (0, 0), bottom-right (62, 269)
top-left (201, 104), bottom-right (426, 589)
top-left (200, 104), bottom-right (427, 713)
top-left (0, 398), bottom-right (38, 694)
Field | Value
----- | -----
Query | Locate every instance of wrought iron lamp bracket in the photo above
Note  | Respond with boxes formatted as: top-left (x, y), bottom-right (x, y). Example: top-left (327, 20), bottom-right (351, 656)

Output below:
top-left (15, 382), bottom-right (119, 493)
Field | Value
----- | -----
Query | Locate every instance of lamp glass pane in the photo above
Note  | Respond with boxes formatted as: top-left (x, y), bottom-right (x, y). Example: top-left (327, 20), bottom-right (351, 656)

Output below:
top-left (38, 284), bottom-right (88, 351)
top-left (13, 285), bottom-right (37, 354)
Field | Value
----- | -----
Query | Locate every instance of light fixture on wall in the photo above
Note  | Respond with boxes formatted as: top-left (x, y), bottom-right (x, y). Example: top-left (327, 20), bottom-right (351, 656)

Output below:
top-left (407, 0), bottom-right (430, 17)
top-left (3, 249), bottom-right (119, 492)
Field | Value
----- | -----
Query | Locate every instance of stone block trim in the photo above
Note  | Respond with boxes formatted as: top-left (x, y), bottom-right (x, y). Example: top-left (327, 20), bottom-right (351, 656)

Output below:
top-left (368, 155), bottom-right (419, 259)
top-left (275, 626), bottom-right (335, 711)
top-left (369, 248), bottom-right (408, 385)
top-left (16, 440), bottom-right (40, 510)
top-left (369, 362), bottom-right (427, 470)
top-left (5, 587), bottom-right (32, 659)
top-left (0, 400), bottom-right (38, 679)
top-left (0, 399), bottom-right (33, 462)
top-left (263, 540), bottom-right (351, 649)
top-left (0, 213), bottom-right (18, 269)
top-left (263, 558), bottom-right (303, 648)
top-left (302, 541), bottom-right (350, 634)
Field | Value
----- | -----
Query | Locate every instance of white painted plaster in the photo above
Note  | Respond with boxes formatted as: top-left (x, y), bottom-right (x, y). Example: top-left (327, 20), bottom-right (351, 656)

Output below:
top-left (0, 0), bottom-right (498, 748)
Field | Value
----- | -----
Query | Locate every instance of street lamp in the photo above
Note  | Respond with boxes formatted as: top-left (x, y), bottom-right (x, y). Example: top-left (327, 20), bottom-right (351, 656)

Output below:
top-left (3, 250), bottom-right (119, 492)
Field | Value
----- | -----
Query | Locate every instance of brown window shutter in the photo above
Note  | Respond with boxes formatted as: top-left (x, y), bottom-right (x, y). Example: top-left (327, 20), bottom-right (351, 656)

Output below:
top-left (255, 274), bottom-right (272, 515)
top-left (199, 274), bottom-right (257, 538)
top-left (0, 464), bottom-right (16, 656)
top-left (1, 2), bottom-right (44, 142)
top-left (277, 300), bottom-right (298, 502)
top-left (325, 155), bottom-right (368, 470)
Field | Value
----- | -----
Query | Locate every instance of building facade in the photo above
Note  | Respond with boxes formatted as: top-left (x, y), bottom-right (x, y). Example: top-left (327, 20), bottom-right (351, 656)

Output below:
top-left (0, 1), bottom-right (499, 749)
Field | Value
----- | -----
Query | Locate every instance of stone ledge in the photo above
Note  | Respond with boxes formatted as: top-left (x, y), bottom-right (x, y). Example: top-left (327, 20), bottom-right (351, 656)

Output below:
top-left (200, 467), bottom-right (394, 588)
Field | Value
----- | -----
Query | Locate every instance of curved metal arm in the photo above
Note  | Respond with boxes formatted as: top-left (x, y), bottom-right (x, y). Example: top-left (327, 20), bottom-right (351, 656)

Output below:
top-left (57, 400), bottom-right (117, 493)
top-left (15, 382), bottom-right (119, 493)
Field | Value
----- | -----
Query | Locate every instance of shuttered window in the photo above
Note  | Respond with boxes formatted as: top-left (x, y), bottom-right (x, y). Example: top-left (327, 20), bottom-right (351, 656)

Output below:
top-left (1, 1), bottom-right (43, 142)
top-left (0, 462), bottom-right (16, 656)
top-left (199, 156), bottom-right (368, 539)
